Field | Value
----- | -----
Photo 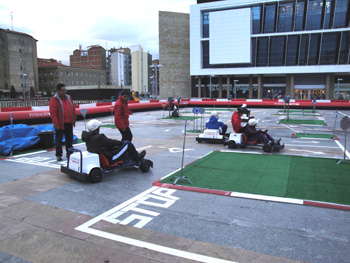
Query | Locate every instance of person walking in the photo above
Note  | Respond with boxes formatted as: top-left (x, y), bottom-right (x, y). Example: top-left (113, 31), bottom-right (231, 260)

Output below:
top-left (49, 83), bottom-right (76, 161)
top-left (114, 89), bottom-right (133, 141)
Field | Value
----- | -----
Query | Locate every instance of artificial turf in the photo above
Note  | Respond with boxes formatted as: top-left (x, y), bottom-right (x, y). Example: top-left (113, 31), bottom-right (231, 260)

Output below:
top-left (160, 151), bottom-right (350, 206)
top-left (278, 119), bottom-right (326, 125)
top-left (293, 133), bottom-right (335, 139)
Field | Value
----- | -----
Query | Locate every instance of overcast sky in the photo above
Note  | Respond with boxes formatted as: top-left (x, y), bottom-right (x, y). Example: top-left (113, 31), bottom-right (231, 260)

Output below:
top-left (0, 0), bottom-right (196, 65)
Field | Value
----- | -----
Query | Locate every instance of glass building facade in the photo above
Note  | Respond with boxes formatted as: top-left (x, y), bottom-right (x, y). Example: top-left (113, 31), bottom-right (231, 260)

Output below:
top-left (191, 0), bottom-right (350, 100)
top-left (202, 0), bottom-right (350, 69)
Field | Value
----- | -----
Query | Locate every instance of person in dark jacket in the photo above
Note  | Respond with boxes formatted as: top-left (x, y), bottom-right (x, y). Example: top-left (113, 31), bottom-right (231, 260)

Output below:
top-left (49, 83), bottom-right (76, 161)
top-left (82, 119), bottom-right (146, 165)
top-left (114, 89), bottom-right (133, 141)
top-left (244, 118), bottom-right (280, 145)
top-left (205, 111), bottom-right (227, 134)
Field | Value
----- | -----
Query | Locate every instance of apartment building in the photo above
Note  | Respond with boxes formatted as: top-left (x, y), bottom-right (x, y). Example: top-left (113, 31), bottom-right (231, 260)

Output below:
top-left (0, 28), bottom-right (39, 97)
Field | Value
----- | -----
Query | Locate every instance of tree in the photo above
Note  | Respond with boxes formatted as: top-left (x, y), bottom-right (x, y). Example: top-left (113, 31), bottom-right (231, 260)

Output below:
top-left (10, 85), bottom-right (16, 98)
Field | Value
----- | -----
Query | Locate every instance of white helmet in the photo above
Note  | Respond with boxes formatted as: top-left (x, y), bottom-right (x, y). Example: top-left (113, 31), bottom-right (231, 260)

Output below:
top-left (242, 104), bottom-right (247, 108)
top-left (211, 111), bottom-right (218, 117)
top-left (248, 118), bottom-right (258, 126)
top-left (87, 119), bottom-right (101, 131)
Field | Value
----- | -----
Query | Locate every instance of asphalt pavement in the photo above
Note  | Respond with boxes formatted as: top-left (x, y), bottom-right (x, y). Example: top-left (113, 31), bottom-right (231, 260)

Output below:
top-left (0, 107), bottom-right (349, 263)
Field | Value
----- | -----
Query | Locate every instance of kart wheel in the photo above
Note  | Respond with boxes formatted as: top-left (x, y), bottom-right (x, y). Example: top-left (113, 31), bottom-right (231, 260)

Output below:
top-left (89, 168), bottom-right (103, 183)
top-left (140, 159), bottom-right (151, 172)
top-left (263, 144), bottom-right (272, 153)
top-left (228, 140), bottom-right (236, 149)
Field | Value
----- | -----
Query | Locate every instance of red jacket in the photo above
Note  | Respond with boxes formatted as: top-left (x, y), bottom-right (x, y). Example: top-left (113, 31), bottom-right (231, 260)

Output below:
top-left (49, 93), bottom-right (76, 130)
top-left (231, 111), bottom-right (242, 133)
top-left (114, 95), bottom-right (132, 130)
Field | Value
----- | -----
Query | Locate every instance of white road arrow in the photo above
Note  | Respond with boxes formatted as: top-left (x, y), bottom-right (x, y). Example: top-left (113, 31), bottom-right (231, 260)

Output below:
top-left (169, 148), bottom-right (194, 153)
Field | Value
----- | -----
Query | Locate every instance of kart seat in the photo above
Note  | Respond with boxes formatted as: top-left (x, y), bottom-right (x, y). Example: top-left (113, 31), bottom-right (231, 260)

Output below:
top-left (242, 133), bottom-right (258, 145)
top-left (98, 154), bottom-right (123, 169)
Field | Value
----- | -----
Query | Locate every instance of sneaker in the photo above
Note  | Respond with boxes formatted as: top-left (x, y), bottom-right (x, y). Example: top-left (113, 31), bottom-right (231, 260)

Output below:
top-left (138, 150), bottom-right (146, 161)
top-left (56, 156), bottom-right (63, 161)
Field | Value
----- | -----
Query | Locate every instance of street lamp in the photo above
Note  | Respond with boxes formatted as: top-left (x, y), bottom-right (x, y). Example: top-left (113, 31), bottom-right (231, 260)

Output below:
top-left (150, 76), bottom-right (155, 99)
top-left (209, 75), bottom-right (215, 98)
top-left (150, 64), bottom-right (163, 100)
top-left (337, 78), bottom-right (343, 99)
top-left (234, 80), bottom-right (239, 99)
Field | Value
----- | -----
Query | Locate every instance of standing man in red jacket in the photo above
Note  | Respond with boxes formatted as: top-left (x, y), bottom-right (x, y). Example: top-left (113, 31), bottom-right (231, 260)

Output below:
top-left (114, 89), bottom-right (133, 141)
top-left (49, 84), bottom-right (76, 161)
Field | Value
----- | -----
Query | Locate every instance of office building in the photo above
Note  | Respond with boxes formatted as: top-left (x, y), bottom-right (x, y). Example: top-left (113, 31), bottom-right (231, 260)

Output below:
top-left (38, 59), bottom-right (106, 96)
top-left (190, 0), bottom-right (350, 100)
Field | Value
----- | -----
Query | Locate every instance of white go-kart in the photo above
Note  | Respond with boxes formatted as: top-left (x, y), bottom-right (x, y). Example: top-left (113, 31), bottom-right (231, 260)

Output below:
top-left (61, 148), bottom-right (153, 183)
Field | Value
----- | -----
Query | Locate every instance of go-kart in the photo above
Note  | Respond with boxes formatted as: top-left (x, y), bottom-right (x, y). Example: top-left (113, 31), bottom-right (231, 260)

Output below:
top-left (60, 148), bottom-right (153, 183)
top-left (224, 132), bottom-right (284, 153)
top-left (196, 129), bottom-right (229, 144)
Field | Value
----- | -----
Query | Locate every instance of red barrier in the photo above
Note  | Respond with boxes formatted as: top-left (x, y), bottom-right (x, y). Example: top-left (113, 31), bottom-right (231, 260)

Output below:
top-left (1, 106), bottom-right (32, 112)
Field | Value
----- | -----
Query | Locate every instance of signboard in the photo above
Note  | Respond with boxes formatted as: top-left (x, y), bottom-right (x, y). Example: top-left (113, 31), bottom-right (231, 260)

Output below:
top-left (193, 107), bottom-right (200, 114)
top-left (340, 116), bottom-right (350, 130)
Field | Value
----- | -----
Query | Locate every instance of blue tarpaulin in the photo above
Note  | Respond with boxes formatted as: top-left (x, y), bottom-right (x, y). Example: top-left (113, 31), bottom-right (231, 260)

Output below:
top-left (0, 124), bottom-right (77, 156)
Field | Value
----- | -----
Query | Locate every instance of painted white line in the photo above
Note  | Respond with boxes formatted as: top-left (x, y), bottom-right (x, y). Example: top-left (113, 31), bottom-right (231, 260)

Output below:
top-left (77, 227), bottom-right (237, 263)
top-left (230, 192), bottom-right (303, 205)
top-left (136, 145), bottom-right (152, 151)
top-left (334, 140), bottom-right (350, 159)
top-left (75, 186), bottom-right (237, 263)
top-left (288, 149), bottom-right (325, 154)
top-left (285, 144), bottom-right (339, 149)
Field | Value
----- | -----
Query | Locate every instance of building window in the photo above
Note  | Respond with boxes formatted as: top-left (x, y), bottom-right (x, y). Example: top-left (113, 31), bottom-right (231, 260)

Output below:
top-left (263, 4), bottom-right (276, 33)
top-left (202, 41), bottom-right (210, 68)
top-left (50, 72), bottom-right (53, 76)
top-left (339, 31), bottom-right (350, 64)
top-left (299, 34), bottom-right (310, 65)
top-left (257, 37), bottom-right (268, 66)
top-left (333, 0), bottom-right (349, 28)
top-left (295, 0), bottom-right (306, 31)
top-left (305, 0), bottom-right (323, 30)
top-left (252, 6), bottom-right (262, 34)
top-left (324, 0), bottom-right (335, 29)
top-left (308, 34), bottom-right (321, 65)
top-left (278, 2), bottom-right (294, 32)
top-left (203, 12), bottom-right (209, 38)
top-left (269, 36), bottom-right (285, 66)
top-left (320, 32), bottom-right (339, 64)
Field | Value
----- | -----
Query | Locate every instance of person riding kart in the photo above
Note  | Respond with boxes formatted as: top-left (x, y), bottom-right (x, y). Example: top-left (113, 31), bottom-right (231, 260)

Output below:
top-left (206, 111), bottom-right (228, 135)
top-left (81, 119), bottom-right (146, 165)
top-left (244, 118), bottom-right (281, 145)
top-left (241, 104), bottom-right (250, 117)
top-left (231, 107), bottom-right (245, 133)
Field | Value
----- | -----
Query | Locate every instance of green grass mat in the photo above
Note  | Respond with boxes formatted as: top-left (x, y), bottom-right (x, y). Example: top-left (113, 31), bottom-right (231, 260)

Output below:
top-left (162, 116), bottom-right (201, 120)
top-left (278, 119), bottom-right (326, 125)
top-left (293, 133), bottom-right (335, 139)
top-left (160, 151), bottom-right (350, 205)
top-left (0, 139), bottom-right (84, 158)
top-left (100, 124), bottom-right (116, 128)
top-left (278, 110), bottom-right (318, 113)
